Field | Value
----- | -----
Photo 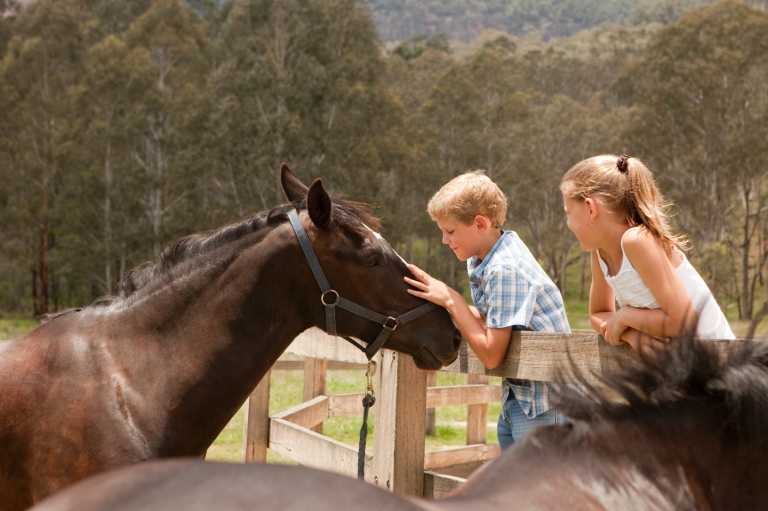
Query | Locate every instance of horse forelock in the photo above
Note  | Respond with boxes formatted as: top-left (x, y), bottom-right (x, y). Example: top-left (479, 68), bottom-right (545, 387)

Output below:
top-left (86, 199), bottom-right (381, 308)
top-left (554, 337), bottom-right (768, 444)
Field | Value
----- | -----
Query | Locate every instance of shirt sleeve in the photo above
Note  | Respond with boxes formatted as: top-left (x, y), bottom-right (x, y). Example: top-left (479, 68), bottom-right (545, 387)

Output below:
top-left (483, 265), bottom-right (539, 329)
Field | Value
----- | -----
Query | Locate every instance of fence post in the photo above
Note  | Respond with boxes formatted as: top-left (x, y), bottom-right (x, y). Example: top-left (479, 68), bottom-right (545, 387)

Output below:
top-left (370, 349), bottom-right (427, 496)
top-left (302, 357), bottom-right (327, 433)
top-left (466, 374), bottom-right (488, 445)
top-left (425, 371), bottom-right (436, 436)
top-left (242, 369), bottom-right (271, 462)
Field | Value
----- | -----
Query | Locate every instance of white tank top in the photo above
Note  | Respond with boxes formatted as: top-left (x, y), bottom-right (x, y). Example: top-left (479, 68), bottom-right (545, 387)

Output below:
top-left (596, 228), bottom-right (735, 340)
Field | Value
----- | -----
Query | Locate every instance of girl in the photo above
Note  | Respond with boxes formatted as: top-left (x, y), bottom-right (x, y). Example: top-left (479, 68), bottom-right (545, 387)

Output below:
top-left (560, 154), bottom-right (734, 354)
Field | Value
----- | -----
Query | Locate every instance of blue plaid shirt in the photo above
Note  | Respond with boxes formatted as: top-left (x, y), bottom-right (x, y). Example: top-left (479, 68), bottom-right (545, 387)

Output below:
top-left (468, 230), bottom-right (570, 418)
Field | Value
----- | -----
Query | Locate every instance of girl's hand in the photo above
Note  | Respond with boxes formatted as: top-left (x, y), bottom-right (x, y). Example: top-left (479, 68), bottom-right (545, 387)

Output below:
top-left (601, 308), bottom-right (629, 345)
top-left (404, 264), bottom-right (453, 309)
top-left (622, 328), bottom-right (671, 357)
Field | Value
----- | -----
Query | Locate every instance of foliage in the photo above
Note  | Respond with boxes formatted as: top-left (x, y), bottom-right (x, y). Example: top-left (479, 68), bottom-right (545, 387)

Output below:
top-left (0, 0), bottom-right (766, 322)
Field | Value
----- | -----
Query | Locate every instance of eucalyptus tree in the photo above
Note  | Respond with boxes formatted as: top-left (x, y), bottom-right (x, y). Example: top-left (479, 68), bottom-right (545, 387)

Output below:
top-left (195, 0), bottom-right (403, 221)
top-left (617, 0), bottom-right (768, 318)
top-left (122, 0), bottom-right (209, 257)
top-left (0, 0), bottom-right (87, 315)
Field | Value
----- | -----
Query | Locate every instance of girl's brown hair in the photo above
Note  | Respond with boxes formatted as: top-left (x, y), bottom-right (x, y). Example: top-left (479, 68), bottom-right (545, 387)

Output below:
top-left (560, 154), bottom-right (687, 256)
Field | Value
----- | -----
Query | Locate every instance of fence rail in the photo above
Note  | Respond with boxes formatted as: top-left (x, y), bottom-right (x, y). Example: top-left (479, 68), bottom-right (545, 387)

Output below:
top-left (241, 327), bottom-right (701, 497)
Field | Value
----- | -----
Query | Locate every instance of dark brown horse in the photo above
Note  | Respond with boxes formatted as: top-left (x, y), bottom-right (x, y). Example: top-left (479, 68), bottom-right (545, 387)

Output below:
top-left (0, 165), bottom-right (461, 510)
top-left (29, 337), bottom-right (768, 511)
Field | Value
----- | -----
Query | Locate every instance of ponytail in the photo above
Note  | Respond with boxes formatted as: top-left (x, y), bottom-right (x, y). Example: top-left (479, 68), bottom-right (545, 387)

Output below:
top-left (561, 154), bottom-right (687, 257)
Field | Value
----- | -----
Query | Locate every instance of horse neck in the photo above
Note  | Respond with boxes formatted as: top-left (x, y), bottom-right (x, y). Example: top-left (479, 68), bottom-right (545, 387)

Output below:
top-left (109, 223), bottom-right (313, 455)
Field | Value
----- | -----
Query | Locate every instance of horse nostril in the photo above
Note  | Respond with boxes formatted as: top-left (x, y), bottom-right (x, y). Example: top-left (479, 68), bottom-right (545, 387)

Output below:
top-left (453, 330), bottom-right (463, 349)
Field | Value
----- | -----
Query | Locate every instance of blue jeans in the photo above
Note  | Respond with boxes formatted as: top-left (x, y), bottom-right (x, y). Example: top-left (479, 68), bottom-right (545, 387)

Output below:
top-left (496, 393), bottom-right (566, 450)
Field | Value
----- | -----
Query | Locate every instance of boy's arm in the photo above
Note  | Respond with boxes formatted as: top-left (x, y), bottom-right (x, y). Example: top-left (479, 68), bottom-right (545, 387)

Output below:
top-left (405, 264), bottom-right (512, 368)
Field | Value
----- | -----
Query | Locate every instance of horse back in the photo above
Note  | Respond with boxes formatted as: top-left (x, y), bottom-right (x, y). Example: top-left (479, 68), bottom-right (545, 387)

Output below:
top-left (0, 315), bottom-right (152, 507)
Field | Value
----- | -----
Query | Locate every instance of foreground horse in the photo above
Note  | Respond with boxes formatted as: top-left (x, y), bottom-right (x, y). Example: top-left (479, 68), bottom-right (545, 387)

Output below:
top-left (30, 337), bottom-right (768, 511)
top-left (0, 165), bottom-right (461, 510)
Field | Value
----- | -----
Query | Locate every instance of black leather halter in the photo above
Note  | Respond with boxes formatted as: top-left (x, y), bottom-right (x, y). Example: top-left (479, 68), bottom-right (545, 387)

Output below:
top-left (288, 208), bottom-right (438, 360)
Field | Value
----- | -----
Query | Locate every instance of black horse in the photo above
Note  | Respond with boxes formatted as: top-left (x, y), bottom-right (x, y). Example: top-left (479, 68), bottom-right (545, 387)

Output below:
top-left (0, 165), bottom-right (461, 510)
top-left (29, 336), bottom-right (768, 511)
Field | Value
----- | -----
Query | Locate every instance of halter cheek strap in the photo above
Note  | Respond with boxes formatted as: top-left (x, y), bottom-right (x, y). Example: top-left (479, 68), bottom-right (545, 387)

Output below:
top-left (287, 208), bottom-right (437, 360)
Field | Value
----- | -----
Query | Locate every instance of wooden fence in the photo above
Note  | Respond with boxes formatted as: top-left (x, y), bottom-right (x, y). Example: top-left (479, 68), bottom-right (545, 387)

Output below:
top-left (239, 328), bottom-right (734, 498)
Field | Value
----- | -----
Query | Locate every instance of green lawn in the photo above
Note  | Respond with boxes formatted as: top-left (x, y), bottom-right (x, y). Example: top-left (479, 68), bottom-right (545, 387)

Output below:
top-left (1, 304), bottom-right (761, 464)
top-left (206, 369), bottom-right (502, 463)
top-left (0, 318), bottom-right (41, 340)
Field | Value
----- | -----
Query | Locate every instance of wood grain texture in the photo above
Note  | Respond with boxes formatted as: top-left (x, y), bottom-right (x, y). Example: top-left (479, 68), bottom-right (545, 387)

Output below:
top-left (284, 327), bottom-right (369, 364)
top-left (424, 443), bottom-right (500, 470)
top-left (242, 370), bottom-right (271, 463)
top-left (302, 357), bottom-right (328, 433)
top-left (269, 418), bottom-right (372, 477)
top-left (272, 395), bottom-right (329, 430)
top-left (371, 350), bottom-right (427, 496)
top-left (466, 375), bottom-right (489, 445)
top-left (423, 471), bottom-right (465, 498)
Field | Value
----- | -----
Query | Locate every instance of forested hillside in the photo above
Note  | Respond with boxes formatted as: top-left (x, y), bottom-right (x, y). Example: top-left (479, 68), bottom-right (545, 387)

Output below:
top-left (369, 0), bottom-right (768, 42)
top-left (1, 0), bottom-right (767, 324)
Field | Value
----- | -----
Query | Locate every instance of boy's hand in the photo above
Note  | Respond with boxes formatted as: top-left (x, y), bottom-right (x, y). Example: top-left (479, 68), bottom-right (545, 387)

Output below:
top-left (404, 264), bottom-right (453, 309)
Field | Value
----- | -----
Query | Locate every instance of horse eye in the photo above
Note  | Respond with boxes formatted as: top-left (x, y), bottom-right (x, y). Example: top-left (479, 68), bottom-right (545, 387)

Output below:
top-left (366, 257), bottom-right (379, 268)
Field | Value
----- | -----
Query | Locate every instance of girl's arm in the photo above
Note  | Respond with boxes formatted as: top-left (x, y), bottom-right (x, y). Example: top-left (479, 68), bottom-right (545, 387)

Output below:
top-left (603, 230), bottom-right (695, 343)
top-left (590, 249), bottom-right (671, 350)
top-left (589, 251), bottom-right (615, 334)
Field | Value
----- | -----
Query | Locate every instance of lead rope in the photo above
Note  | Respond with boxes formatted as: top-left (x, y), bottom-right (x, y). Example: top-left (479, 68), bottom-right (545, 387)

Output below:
top-left (357, 359), bottom-right (377, 480)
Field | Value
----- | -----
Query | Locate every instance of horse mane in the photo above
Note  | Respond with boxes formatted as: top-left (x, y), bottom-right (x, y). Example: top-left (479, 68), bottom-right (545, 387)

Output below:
top-left (89, 198), bottom-right (381, 308)
top-left (554, 336), bottom-right (768, 444)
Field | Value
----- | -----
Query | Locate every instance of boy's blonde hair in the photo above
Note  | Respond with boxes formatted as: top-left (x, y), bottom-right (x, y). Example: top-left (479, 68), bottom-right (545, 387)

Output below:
top-left (427, 170), bottom-right (507, 227)
top-left (560, 154), bottom-right (686, 255)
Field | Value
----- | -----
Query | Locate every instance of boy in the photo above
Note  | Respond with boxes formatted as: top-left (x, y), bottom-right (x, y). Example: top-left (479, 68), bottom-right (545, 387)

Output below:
top-left (405, 170), bottom-right (570, 449)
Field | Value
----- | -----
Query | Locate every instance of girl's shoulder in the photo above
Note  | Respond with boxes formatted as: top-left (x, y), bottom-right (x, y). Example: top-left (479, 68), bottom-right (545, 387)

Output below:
top-left (622, 226), bottom-right (682, 267)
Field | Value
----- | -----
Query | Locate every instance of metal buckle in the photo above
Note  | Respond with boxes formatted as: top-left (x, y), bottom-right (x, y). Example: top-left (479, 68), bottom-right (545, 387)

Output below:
top-left (321, 290), bottom-right (340, 306)
top-left (383, 316), bottom-right (398, 331)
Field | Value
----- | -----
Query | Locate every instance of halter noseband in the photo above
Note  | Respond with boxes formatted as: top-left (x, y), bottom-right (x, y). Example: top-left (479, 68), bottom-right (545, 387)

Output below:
top-left (288, 208), bottom-right (437, 360)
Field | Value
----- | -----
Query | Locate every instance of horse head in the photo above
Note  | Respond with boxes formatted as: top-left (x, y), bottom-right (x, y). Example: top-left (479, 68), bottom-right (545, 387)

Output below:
top-left (280, 164), bottom-right (461, 370)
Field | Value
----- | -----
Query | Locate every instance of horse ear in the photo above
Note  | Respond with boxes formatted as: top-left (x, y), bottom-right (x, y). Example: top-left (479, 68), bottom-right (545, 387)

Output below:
top-left (307, 178), bottom-right (333, 230)
top-left (280, 163), bottom-right (308, 202)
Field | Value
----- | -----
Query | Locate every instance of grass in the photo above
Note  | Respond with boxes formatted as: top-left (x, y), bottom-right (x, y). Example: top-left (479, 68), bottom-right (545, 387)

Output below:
top-left (1, 297), bottom-right (763, 464)
top-left (206, 369), bottom-right (502, 463)
top-left (0, 318), bottom-right (41, 340)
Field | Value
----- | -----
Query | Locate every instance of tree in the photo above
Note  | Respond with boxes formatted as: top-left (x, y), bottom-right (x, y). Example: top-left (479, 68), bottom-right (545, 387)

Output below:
top-left (618, 1), bottom-right (768, 318)
top-left (0, 0), bottom-right (87, 315)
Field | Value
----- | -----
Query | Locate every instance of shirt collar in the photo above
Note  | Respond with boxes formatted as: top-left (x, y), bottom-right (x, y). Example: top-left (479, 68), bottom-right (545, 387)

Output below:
top-left (468, 230), bottom-right (509, 277)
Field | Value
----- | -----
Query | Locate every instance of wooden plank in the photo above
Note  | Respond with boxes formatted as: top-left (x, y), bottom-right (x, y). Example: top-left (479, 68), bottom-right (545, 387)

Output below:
top-left (273, 360), bottom-right (367, 371)
top-left (242, 370), bottom-right (271, 463)
top-left (272, 395), bottom-right (329, 430)
top-left (424, 443), bottom-right (500, 470)
top-left (303, 357), bottom-right (327, 433)
top-left (425, 384), bottom-right (501, 408)
top-left (441, 332), bottom-right (639, 383)
top-left (327, 393), bottom-right (366, 418)
top-left (284, 328), bottom-right (370, 364)
top-left (425, 371), bottom-right (436, 436)
top-left (327, 385), bottom-right (503, 419)
top-left (424, 471), bottom-right (465, 499)
top-left (466, 374), bottom-right (488, 445)
top-left (442, 334), bottom-right (746, 381)
top-left (371, 349), bottom-right (427, 496)
top-left (269, 418), bottom-right (372, 477)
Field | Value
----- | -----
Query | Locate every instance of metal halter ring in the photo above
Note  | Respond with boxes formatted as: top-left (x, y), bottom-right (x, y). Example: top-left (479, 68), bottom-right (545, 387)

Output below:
top-left (383, 316), bottom-right (398, 331)
top-left (321, 289), bottom-right (340, 306)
